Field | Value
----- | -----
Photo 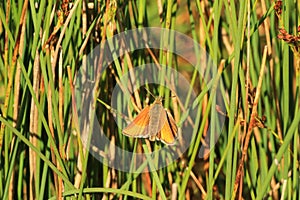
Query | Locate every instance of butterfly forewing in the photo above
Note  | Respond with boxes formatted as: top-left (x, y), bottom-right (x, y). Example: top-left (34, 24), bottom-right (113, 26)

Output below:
top-left (122, 105), bottom-right (150, 138)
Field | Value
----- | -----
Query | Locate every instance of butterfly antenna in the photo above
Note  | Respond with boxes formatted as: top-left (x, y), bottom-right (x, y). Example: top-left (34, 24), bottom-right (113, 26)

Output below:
top-left (143, 86), bottom-right (156, 99)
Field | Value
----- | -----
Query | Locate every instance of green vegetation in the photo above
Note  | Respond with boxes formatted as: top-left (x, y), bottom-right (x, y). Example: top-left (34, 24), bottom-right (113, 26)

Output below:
top-left (0, 0), bottom-right (299, 199)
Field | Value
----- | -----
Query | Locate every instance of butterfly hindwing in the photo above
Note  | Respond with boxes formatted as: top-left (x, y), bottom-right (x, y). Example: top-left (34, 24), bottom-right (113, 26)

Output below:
top-left (156, 110), bottom-right (178, 145)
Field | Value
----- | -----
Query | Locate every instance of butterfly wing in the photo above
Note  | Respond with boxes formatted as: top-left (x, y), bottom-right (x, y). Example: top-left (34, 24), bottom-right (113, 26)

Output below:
top-left (156, 110), bottom-right (178, 145)
top-left (122, 106), bottom-right (150, 138)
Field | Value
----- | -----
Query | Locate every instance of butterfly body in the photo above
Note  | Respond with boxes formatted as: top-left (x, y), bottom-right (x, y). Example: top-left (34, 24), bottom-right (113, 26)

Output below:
top-left (148, 99), bottom-right (165, 140)
top-left (122, 97), bottom-right (178, 145)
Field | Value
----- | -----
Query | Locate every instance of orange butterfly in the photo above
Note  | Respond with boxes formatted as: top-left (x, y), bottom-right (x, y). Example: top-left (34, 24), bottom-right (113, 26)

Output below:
top-left (123, 97), bottom-right (178, 145)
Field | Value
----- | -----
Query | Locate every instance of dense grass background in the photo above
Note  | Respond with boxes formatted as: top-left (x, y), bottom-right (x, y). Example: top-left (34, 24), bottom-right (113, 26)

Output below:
top-left (0, 0), bottom-right (299, 199)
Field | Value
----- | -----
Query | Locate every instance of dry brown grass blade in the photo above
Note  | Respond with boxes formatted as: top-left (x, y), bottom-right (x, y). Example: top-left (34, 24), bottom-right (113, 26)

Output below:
top-left (233, 46), bottom-right (268, 198)
top-left (0, 0), bottom-right (29, 146)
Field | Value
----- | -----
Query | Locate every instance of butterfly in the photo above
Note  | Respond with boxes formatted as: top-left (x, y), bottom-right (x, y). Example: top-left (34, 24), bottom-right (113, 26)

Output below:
top-left (122, 97), bottom-right (178, 145)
